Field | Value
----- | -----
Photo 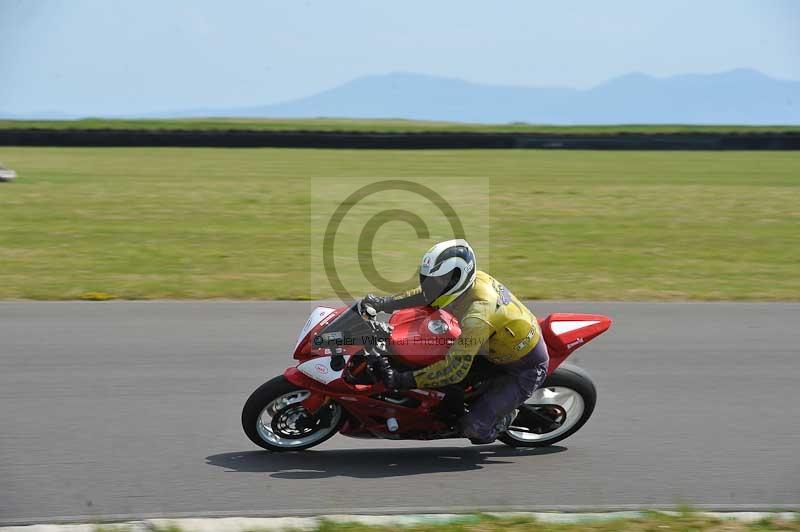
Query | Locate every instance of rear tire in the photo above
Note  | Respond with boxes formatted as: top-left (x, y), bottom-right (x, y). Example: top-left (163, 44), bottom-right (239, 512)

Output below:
top-left (242, 375), bottom-right (343, 452)
top-left (499, 364), bottom-right (596, 448)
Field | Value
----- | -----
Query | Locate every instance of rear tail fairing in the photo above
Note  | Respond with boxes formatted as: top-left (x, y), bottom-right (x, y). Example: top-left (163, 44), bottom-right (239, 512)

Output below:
top-left (538, 313), bottom-right (612, 372)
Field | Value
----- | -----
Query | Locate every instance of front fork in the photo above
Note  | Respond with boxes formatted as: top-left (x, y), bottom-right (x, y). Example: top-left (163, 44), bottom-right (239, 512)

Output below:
top-left (283, 367), bottom-right (335, 418)
top-left (300, 391), bottom-right (330, 413)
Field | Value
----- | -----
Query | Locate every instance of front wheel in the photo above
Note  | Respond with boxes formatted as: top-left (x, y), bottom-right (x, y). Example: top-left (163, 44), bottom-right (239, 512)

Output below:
top-left (241, 376), bottom-right (343, 451)
top-left (500, 364), bottom-right (596, 448)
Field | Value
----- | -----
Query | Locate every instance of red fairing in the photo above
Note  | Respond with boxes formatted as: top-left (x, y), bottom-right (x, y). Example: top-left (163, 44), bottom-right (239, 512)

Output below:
top-left (292, 306), bottom-right (361, 361)
top-left (389, 307), bottom-right (460, 367)
top-left (263, 305), bottom-right (611, 442)
top-left (538, 313), bottom-right (612, 372)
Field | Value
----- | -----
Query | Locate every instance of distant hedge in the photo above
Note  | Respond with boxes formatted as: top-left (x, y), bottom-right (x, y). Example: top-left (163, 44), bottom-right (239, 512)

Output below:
top-left (1, 128), bottom-right (799, 149)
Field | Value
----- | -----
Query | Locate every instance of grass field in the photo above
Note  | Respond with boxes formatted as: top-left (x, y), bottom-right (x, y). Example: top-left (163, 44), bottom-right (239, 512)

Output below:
top-left (1, 118), bottom-right (799, 134)
top-left (0, 147), bottom-right (798, 300)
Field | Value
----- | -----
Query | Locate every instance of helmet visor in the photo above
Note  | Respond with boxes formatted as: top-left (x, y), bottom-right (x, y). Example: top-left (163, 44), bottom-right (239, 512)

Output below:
top-left (419, 270), bottom-right (459, 306)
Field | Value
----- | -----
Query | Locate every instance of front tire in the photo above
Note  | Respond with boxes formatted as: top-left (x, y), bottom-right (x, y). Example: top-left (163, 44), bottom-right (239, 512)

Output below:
top-left (500, 364), bottom-right (596, 448)
top-left (241, 375), bottom-right (343, 451)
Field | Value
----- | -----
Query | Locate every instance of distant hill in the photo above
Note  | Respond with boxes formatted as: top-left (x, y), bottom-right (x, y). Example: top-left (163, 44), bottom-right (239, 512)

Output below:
top-left (5, 69), bottom-right (799, 123)
top-left (233, 69), bottom-right (799, 124)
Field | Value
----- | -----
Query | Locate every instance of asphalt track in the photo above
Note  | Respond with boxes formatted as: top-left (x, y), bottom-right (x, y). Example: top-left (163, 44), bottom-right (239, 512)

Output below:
top-left (1, 301), bottom-right (798, 523)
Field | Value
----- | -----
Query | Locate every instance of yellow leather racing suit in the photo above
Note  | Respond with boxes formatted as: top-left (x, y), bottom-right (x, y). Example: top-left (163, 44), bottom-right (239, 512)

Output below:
top-left (391, 270), bottom-right (542, 388)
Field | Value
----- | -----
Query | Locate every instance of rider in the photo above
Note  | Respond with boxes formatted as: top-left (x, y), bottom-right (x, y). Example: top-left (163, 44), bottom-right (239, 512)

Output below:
top-left (361, 239), bottom-right (549, 444)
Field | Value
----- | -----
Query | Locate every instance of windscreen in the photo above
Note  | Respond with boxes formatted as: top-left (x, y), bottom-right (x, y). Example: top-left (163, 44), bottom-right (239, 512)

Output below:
top-left (315, 303), bottom-right (376, 347)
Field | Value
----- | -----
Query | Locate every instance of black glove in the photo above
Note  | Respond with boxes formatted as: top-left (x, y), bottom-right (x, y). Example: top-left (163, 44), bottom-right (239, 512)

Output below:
top-left (370, 352), bottom-right (417, 391)
top-left (382, 366), bottom-right (417, 391)
top-left (360, 293), bottom-right (390, 314)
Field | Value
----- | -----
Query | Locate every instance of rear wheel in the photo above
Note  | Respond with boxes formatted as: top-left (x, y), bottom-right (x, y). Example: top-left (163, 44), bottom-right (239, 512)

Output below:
top-left (241, 376), bottom-right (343, 451)
top-left (499, 364), bottom-right (596, 448)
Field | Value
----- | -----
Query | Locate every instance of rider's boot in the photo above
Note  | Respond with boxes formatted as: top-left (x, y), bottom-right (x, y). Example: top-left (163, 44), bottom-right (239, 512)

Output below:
top-left (467, 408), bottom-right (519, 445)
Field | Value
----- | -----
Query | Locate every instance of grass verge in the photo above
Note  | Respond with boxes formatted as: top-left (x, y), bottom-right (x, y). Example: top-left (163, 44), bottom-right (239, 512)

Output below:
top-left (93, 512), bottom-right (800, 532)
top-left (0, 148), bottom-right (798, 300)
top-left (308, 513), bottom-right (800, 531)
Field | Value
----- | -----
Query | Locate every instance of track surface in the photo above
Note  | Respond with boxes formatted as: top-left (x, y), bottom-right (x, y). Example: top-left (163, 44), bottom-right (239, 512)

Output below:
top-left (1, 301), bottom-right (798, 523)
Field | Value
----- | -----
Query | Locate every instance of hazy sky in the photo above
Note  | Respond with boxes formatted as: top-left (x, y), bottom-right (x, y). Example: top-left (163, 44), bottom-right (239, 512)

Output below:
top-left (1, 0), bottom-right (798, 116)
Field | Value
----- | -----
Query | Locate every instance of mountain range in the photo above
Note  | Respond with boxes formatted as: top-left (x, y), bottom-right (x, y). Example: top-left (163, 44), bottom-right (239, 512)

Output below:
top-left (6, 69), bottom-right (799, 124)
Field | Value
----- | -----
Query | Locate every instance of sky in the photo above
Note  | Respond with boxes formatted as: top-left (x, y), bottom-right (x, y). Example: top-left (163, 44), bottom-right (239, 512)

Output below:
top-left (0, 0), bottom-right (798, 116)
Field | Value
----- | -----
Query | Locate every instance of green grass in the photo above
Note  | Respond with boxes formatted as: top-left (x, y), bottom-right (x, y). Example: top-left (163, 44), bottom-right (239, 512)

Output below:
top-left (0, 147), bottom-right (798, 300)
top-left (1, 118), bottom-right (799, 134)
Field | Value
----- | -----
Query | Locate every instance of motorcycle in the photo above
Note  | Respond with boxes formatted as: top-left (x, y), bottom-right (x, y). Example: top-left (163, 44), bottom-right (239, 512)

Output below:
top-left (242, 302), bottom-right (611, 451)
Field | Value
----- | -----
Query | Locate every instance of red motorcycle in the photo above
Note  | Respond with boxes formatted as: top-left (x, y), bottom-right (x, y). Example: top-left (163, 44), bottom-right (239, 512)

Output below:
top-left (242, 302), bottom-right (611, 451)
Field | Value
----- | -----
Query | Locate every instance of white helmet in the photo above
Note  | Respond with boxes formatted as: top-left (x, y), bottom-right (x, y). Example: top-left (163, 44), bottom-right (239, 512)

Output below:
top-left (419, 239), bottom-right (477, 308)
